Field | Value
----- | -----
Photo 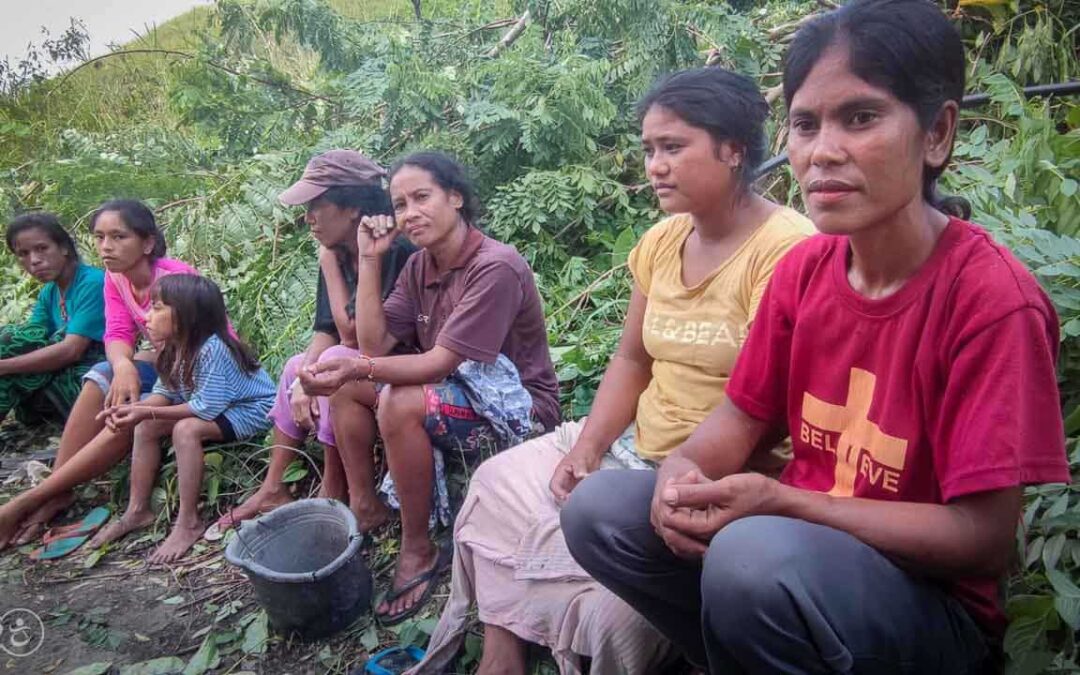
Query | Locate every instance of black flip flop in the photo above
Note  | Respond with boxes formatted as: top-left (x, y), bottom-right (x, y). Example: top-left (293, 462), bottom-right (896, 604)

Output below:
top-left (376, 540), bottom-right (452, 626)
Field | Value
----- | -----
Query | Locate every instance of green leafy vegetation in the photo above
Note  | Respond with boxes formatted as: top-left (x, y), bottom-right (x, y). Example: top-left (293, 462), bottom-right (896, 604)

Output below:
top-left (0, 0), bottom-right (1077, 672)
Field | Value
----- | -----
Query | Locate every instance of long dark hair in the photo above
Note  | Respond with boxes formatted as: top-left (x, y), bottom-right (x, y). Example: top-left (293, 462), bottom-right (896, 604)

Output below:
top-left (782, 0), bottom-right (970, 218)
top-left (6, 212), bottom-right (80, 261)
top-left (153, 274), bottom-right (260, 391)
top-left (89, 199), bottom-right (168, 259)
top-left (637, 67), bottom-right (770, 189)
top-left (389, 152), bottom-right (482, 225)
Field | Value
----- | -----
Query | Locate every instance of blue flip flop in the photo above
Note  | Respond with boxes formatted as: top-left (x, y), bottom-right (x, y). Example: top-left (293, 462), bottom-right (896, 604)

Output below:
top-left (362, 646), bottom-right (426, 675)
top-left (32, 506), bottom-right (112, 560)
top-left (42, 506), bottom-right (111, 544)
top-left (31, 533), bottom-right (92, 561)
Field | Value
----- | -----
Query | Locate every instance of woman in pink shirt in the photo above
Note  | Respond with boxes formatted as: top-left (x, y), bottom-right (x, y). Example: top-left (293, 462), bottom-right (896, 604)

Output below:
top-left (0, 200), bottom-right (201, 548)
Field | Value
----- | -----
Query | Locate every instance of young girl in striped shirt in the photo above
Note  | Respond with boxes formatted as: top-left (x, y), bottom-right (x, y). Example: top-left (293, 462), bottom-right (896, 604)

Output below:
top-left (90, 274), bottom-right (275, 563)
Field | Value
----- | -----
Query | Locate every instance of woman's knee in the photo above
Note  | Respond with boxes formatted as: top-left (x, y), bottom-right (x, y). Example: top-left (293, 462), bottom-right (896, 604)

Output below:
top-left (278, 353), bottom-right (307, 389)
top-left (701, 516), bottom-right (817, 626)
top-left (171, 418), bottom-right (211, 448)
top-left (561, 470), bottom-right (654, 560)
top-left (318, 344), bottom-right (359, 364)
top-left (134, 418), bottom-right (173, 441)
top-left (376, 384), bottom-right (425, 428)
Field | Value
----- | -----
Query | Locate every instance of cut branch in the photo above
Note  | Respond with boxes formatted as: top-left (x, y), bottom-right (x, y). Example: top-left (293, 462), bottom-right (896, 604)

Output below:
top-left (767, 13), bottom-right (819, 42)
top-left (46, 48), bottom-right (337, 104)
top-left (486, 9), bottom-right (531, 58)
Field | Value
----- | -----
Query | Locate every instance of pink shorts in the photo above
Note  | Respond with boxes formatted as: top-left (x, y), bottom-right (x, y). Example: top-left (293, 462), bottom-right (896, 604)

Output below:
top-left (268, 345), bottom-right (359, 447)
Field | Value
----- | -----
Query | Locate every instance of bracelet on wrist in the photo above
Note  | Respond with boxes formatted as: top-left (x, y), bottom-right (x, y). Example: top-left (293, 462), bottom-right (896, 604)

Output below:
top-left (357, 355), bottom-right (376, 381)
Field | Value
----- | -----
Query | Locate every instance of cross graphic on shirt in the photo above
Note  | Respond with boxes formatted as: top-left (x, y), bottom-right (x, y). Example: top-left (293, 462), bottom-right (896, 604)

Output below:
top-left (800, 367), bottom-right (908, 496)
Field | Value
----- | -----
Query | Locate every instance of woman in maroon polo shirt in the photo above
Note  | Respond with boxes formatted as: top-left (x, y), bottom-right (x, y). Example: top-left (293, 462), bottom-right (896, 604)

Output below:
top-left (301, 151), bottom-right (560, 624)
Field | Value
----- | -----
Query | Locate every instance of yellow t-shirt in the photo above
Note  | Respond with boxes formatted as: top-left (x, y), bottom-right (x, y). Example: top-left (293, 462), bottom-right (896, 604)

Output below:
top-left (628, 207), bottom-right (815, 461)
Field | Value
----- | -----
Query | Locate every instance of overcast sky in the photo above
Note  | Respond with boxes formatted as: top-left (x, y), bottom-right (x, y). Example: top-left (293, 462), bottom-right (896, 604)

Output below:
top-left (0, 0), bottom-right (211, 65)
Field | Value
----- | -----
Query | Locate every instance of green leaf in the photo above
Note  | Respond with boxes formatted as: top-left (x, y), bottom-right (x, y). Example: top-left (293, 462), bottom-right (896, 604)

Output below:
top-left (1003, 613), bottom-right (1048, 658)
top-left (1042, 532), bottom-right (1066, 570)
top-left (84, 547), bottom-right (105, 569)
top-left (183, 634), bottom-right (220, 675)
top-left (118, 657), bottom-right (186, 675)
top-left (1005, 650), bottom-right (1057, 675)
top-left (611, 226), bottom-right (636, 267)
top-left (1065, 403), bottom-right (1080, 436)
top-left (241, 610), bottom-right (268, 655)
top-left (1046, 568), bottom-right (1080, 598)
top-left (162, 595), bottom-right (184, 605)
top-left (1053, 595), bottom-right (1080, 631)
top-left (64, 663), bottom-right (113, 675)
top-left (359, 622), bottom-right (379, 652)
top-left (1061, 178), bottom-right (1078, 198)
top-left (1025, 535), bottom-right (1045, 569)
top-left (281, 460), bottom-right (308, 484)
top-left (1046, 492), bottom-right (1071, 519)
top-left (1006, 594), bottom-right (1054, 620)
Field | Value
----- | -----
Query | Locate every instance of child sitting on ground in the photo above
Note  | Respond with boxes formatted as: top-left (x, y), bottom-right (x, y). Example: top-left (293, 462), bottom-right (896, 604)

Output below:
top-left (89, 274), bottom-right (275, 563)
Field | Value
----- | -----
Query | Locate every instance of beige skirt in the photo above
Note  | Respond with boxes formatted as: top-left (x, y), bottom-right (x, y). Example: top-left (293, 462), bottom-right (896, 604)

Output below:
top-left (409, 419), bottom-right (673, 675)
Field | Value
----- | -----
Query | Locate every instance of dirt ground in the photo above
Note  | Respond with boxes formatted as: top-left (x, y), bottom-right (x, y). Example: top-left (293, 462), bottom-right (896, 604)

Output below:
top-left (0, 421), bottom-right (480, 675)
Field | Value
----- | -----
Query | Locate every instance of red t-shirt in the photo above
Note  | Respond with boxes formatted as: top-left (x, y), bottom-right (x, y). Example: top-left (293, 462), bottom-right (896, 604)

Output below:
top-left (726, 218), bottom-right (1069, 633)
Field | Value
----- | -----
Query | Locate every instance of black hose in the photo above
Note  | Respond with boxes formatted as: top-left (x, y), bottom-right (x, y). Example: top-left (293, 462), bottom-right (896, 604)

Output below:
top-left (755, 80), bottom-right (1080, 177)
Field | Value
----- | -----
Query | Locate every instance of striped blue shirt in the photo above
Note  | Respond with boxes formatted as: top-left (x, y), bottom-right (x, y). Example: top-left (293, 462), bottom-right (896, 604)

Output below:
top-left (152, 334), bottom-right (275, 439)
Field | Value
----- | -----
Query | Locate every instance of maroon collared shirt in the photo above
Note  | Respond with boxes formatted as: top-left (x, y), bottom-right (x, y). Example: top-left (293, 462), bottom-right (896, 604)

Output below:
top-left (383, 227), bottom-right (561, 430)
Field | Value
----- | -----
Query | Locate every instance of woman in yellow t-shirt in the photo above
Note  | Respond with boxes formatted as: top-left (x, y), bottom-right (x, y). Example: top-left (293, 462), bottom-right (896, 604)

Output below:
top-left (410, 68), bottom-right (814, 675)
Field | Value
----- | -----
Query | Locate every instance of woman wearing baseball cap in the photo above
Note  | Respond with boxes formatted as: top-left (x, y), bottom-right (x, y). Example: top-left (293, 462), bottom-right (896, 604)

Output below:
top-left (214, 150), bottom-right (415, 534)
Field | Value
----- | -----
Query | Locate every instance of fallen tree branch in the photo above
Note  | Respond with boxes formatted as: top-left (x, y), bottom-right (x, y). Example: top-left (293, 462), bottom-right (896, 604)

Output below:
top-left (487, 9), bottom-right (531, 58)
top-left (550, 263), bottom-right (628, 319)
top-left (767, 13), bottom-right (819, 42)
top-left (46, 48), bottom-right (337, 104)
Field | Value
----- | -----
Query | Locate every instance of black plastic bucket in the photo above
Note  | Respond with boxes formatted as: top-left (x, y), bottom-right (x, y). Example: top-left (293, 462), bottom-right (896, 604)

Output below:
top-left (224, 498), bottom-right (371, 639)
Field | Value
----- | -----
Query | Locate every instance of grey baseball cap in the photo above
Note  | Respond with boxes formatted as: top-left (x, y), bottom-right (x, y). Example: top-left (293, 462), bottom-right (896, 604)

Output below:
top-left (278, 149), bottom-right (387, 206)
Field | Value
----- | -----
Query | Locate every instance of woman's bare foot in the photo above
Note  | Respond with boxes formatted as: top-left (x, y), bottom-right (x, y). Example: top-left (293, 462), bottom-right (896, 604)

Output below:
top-left (219, 484), bottom-right (293, 527)
top-left (350, 498), bottom-right (390, 533)
top-left (0, 501), bottom-right (31, 551)
top-left (13, 492), bottom-right (77, 545)
top-left (376, 540), bottom-right (439, 620)
top-left (148, 518), bottom-right (205, 564)
top-left (317, 482), bottom-right (348, 503)
top-left (477, 624), bottom-right (527, 675)
top-left (87, 508), bottom-right (156, 549)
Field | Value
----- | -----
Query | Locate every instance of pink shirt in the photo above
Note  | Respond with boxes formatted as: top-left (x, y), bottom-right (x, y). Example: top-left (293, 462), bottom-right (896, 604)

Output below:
top-left (103, 258), bottom-right (200, 347)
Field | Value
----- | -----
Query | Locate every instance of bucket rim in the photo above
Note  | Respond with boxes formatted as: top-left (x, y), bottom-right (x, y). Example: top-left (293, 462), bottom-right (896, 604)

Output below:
top-left (223, 498), bottom-right (366, 583)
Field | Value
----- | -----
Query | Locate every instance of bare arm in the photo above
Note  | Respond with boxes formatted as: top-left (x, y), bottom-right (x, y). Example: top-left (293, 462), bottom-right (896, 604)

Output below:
top-left (355, 253), bottom-right (398, 356)
top-left (99, 394), bottom-right (194, 430)
top-left (303, 331), bottom-right (338, 368)
top-left (664, 472), bottom-right (1021, 578)
top-left (0, 334), bottom-right (93, 375)
top-left (319, 247), bottom-right (357, 349)
top-left (572, 285), bottom-right (654, 457)
top-left (648, 399), bottom-right (772, 557)
top-left (103, 339), bottom-right (141, 406)
top-left (358, 345), bottom-right (464, 386)
top-left (780, 484), bottom-right (1020, 577)
top-left (298, 345), bottom-right (465, 395)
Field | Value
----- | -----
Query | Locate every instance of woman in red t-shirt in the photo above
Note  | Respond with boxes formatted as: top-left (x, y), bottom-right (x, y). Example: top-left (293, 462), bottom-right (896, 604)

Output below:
top-left (562, 0), bottom-right (1070, 672)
